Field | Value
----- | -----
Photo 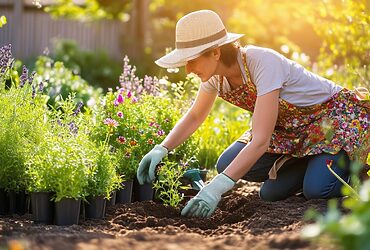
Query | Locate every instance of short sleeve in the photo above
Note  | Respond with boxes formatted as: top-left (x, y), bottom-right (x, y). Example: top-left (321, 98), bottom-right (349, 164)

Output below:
top-left (200, 76), bottom-right (219, 93)
top-left (247, 48), bottom-right (290, 96)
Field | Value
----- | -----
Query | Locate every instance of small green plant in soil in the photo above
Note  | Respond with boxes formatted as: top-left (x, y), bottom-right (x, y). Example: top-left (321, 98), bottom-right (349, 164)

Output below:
top-left (153, 160), bottom-right (189, 207)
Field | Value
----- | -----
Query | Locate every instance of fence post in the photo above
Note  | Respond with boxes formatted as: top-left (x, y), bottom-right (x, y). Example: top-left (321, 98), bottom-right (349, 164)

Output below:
top-left (13, 0), bottom-right (23, 58)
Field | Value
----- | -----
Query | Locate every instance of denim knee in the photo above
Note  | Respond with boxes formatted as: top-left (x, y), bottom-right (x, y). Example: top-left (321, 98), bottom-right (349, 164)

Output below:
top-left (216, 142), bottom-right (246, 174)
top-left (215, 155), bottom-right (228, 174)
top-left (259, 182), bottom-right (287, 202)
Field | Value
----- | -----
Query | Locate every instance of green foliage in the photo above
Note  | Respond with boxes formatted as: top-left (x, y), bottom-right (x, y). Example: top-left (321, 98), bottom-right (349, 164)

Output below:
top-left (302, 179), bottom-right (370, 250)
top-left (0, 59), bottom-right (48, 191)
top-left (34, 55), bottom-right (102, 108)
top-left (153, 161), bottom-right (187, 207)
top-left (45, 0), bottom-right (112, 21)
top-left (195, 100), bottom-right (251, 168)
top-left (86, 143), bottom-right (122, 198)
top-left (26, 95), bottom-right (95, 201)
top-left (302, 160), bottom-right (370, 249)
top-left (310, 0), bottom-right (370, 89)
top-left (52, 40), bottom-right (122, 90)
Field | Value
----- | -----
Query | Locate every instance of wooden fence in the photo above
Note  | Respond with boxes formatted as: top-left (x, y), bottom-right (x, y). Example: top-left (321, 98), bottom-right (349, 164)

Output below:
top-left (0, 0), bottom-right (129, 60)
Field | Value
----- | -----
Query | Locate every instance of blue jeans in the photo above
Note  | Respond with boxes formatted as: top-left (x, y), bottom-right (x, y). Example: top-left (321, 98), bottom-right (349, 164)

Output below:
top-left (216, 141), bottom-right (351, 201)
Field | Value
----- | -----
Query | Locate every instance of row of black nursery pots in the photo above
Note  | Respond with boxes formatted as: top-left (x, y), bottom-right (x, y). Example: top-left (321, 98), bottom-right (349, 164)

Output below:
top-left (30, 178), bottom-right (155, 226)
top-left (0, 189), bottom-right (28, 216)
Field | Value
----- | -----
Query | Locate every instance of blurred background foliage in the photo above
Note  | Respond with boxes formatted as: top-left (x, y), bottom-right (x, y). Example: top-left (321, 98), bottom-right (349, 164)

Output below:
top-left (39, 0), bottom-right (369, 89)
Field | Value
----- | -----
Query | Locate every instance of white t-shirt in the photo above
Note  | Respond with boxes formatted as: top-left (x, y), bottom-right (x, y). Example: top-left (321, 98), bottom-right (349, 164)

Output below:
top-left (201, 45), bottom-right (342, 107)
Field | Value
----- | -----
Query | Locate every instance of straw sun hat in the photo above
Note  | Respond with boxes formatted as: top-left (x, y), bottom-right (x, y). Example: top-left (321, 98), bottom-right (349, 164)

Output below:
top-left (155, 10), bottom-right (244, 69)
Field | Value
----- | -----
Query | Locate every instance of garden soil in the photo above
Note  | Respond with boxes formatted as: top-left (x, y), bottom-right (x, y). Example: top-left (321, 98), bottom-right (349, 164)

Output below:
top-left (0, 181), bottom-right (335, 250)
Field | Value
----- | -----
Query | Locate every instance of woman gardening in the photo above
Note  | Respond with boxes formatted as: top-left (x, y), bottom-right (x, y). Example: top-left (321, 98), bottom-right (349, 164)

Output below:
top-left (137, 10), bottom-right (370, 218)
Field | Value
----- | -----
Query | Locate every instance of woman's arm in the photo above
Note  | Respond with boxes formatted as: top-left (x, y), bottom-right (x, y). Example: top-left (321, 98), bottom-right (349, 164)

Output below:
top-left (161, 87), bottom-right (218, 150)
top-left (224, 89), bottom-right (280, 180)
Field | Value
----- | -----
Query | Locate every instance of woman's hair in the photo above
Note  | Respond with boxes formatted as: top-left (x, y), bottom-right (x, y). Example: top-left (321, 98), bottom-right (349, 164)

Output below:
top-left (203, 42), bottom-right (240, 67)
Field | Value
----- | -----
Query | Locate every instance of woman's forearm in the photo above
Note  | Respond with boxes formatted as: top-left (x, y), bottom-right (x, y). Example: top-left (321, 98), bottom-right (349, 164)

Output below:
top-left (161, 111), bottom-right (204, 151)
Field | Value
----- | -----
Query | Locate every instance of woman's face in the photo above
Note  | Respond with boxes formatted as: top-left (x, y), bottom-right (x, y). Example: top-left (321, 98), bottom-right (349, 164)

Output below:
top-left (185, 49), bottom-right (220, 82)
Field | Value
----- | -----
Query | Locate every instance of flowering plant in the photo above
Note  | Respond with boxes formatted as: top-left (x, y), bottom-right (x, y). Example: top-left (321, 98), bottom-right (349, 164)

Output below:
top-left (0, 45), bottom-right (48, 192)
top-left (26, 95), bottom-right (95, 201)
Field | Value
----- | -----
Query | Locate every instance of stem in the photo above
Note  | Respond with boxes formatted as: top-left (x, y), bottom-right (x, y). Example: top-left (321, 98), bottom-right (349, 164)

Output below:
top-left (326, 161), bottom-right (361, 200)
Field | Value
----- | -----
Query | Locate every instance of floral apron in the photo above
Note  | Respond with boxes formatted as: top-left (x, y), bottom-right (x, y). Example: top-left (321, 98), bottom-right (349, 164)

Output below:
top-left (218, 51), bottom-right (370, 179)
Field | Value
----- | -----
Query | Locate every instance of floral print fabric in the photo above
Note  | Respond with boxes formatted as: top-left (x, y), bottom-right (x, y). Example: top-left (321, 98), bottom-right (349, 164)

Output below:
top-left (218, 52), bottom-right (370, 163)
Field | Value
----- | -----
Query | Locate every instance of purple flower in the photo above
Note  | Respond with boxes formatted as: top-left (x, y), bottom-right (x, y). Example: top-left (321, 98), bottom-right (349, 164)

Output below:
top-left (20, 65), bottom-right (29, 87)
top-left (39, 81), bottom-right (44, 92)
top-left (157, 130), bottom-right (165, 136)
top-left (32, 84), bottom-right (36, 99)
top-left (116, 94), bottom-right (124, 104)
top-left (131, 97), bottom-right (138, 103)
top-left (0, 44), bottom-right (12, 73)
top-left (127, 91), bottom-right (132, 98)
top-left (28, 71), bottom-right (36, 85)
top-left (117, 111), bottom-right (123, 118)
top-left (68, 121), bottom-right (78, 135)
top-left (117, 136), bottom-right (126, 144)
top-left (73, 101), bottom-right (83, 116)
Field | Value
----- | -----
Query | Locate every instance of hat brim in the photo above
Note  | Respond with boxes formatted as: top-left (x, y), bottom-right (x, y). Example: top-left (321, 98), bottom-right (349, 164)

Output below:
top-left (155, 32), bottom-right (244, 69)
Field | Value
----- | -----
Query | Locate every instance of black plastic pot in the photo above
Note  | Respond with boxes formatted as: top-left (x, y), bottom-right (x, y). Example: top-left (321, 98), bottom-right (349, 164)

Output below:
top-left (31, 192), bottom-right (54, 224)
top-left (0, 188), bottom-right (8, 215)
top-left (106, 191), bottom-right (116, 206)
top-left (85, 195), bottom-right (106, 219)
top-left (8, 190), bottom-right (27, 215)
top-left (116, 180), bottom-right (133, 204)
top-left (133, 178), bottom-right (154, 201)
top-left (54, 198), bottom-right (81, 226)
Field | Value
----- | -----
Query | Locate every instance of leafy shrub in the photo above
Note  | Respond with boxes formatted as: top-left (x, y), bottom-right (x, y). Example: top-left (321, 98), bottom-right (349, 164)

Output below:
top-left (26, 95), bottom-right (95, 201)
top-left (53, 39), bottom-right (122, 90)
top-left (34, 55), bottom-right (102, 108)
top-left (195, 100), bottom-right (251, 169)
top-left (85, 143), bottom-right (122, 198)
top-left (0, 45), bottom-right (48, 192)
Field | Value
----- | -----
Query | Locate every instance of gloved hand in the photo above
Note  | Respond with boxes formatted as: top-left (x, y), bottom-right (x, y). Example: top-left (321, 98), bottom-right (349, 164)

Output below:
top-left (181, 173), bottom-right (235, 218)
top-left (137, 144), bottom-right (168, 184)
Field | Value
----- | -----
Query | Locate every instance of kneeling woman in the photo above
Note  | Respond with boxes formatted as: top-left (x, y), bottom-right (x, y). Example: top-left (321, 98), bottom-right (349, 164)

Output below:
top-left (137, 10), bottom-right (370, 218)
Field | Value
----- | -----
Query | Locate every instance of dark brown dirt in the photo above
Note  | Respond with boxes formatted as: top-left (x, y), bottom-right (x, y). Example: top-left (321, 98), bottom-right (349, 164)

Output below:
top-left (0, 181), bottom-right (333, 250)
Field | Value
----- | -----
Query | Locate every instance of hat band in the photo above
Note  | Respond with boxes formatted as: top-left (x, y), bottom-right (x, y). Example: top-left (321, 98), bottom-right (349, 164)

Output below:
top-left (176, 29), bottom-right (227, 49)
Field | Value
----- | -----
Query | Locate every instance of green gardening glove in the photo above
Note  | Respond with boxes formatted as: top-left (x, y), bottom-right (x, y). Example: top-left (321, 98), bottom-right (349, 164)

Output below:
top-left (181, 173), bottom-right (235, 218)
top-left (137, 144), bottom-right (168, 184)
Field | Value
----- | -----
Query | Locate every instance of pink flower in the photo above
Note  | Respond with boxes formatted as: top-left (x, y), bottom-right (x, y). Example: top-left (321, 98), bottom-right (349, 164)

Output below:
top-left (127, 91), bottom-right (132, 98)
top-left (149, 122), bottom-right (155, 127)
top-left (116, 94), bottom-right (124, 104)
top-left (131, 97), bottom-right (138, 103)
top-left (104, 118), bottom-right (119, 127)
top-left (157, 130), bottom-right (165, 136)
top-left (117, 111), bottom-right (124, 118)
top-left (117, 136), bottom-right (126, 144)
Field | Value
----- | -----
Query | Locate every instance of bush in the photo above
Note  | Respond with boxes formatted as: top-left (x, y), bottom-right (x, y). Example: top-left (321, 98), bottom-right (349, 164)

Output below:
top-left (0, 45), bottom-right (48, 192)
top-left (34, 55), bottom-right (102, 108)
top-left (26, 95), bottom-right (95, 201)
top-left (53, 39), bottom-right (122, 90)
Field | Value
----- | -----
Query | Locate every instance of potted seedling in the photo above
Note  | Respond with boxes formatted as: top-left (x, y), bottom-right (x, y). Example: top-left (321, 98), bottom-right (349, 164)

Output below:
top-left (26, 135), bottom-right (56, 224)
top-left (153, 160), bottom-right (188, 207)
top-left (41, 96), bottom-right (93, 226)
top-left (85, 144), bottom-right (121, 219)
top-left (0, 58), bottom-right (48, 215)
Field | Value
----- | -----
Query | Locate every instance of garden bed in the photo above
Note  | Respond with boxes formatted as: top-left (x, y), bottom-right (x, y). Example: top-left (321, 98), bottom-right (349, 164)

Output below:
top-left (0, 181), bottom-right (332, 250)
